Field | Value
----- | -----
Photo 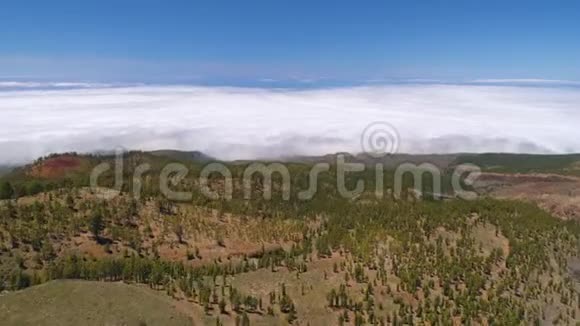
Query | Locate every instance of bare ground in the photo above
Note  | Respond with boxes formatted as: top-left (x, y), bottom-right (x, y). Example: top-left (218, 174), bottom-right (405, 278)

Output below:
top-left (474, 172), bottom-right (580, 221)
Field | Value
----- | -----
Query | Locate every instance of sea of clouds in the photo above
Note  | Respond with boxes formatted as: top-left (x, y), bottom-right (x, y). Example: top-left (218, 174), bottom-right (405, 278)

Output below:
top-left (0, 82), bottom-right (579, 164)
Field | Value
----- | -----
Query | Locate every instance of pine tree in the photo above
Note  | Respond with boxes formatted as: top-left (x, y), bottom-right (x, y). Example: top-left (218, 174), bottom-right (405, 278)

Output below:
top-left (219, 297), bottom-right (227, 314)
top-left (89, 209), bottom-right (105, 241)
top-left (0, 181), bottom-right (14, 199)
top-left (242, 312), bottom-right (251, 326)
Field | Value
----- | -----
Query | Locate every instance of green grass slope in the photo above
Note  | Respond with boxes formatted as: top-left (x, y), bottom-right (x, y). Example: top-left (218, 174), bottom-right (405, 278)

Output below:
top-left (0, 280), bottom-right (193, 326)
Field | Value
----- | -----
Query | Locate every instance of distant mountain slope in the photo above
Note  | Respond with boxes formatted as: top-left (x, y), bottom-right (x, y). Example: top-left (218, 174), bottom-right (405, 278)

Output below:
top-left (1, 151), bottom-right (580, 200)
top-left (149, 150), bottom-right (214, 163)
top-left (0, 166), bottom-right (14, 177)
top-left (452, 153), bottom-right (580, 174)
top-left (282, 153), bottom-right (460, 168)
top-left (0, 280), bottom-right (194, 326)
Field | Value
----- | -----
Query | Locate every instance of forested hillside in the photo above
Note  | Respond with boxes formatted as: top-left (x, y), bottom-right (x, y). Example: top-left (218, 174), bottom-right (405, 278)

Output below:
top-left (0, 152), bottom-right (579, 325)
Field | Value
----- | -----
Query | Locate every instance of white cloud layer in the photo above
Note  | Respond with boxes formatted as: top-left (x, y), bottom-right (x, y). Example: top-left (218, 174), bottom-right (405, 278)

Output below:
top-left (0, 81), bottom-right (113, 89)
top-left (0, 84), bottom-right (579, 164)
top-left (471, 79), bottom-right (580, 86)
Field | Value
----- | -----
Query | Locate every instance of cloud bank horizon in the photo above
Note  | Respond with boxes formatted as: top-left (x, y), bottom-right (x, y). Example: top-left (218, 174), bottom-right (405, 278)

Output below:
top-left (1, 83), bottom-right (578, 164)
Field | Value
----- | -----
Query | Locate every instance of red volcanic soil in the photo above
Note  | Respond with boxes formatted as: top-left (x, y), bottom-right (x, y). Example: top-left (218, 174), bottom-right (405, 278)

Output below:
top-left (28, 155), bottom-right (84, 179)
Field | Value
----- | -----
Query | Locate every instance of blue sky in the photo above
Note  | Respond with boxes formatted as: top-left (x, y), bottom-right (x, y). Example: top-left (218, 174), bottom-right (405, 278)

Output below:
top-left (1, 1), bottom-right (580, 161)
top-left (1, 0), bottom-right (580, 84)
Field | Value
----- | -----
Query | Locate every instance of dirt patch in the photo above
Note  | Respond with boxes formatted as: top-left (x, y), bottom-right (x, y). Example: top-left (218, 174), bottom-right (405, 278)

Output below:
top-left (60, 233), bottom-right (111, 259)
top-left (569, 258), bottom-right (580, 282)
top-left (474, 172), bottom-right (580, 221)
top-left (472, 224), bottom-right (510, 258)
top-left (478, 172), bottom-right (578, 184)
